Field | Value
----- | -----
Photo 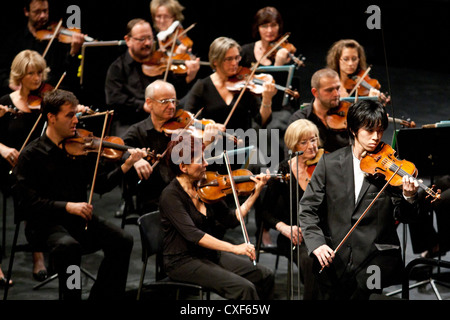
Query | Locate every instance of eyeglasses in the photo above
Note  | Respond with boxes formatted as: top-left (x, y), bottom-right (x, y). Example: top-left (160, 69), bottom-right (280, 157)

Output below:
top-left (131, 36), bottom-right (154, 43)
top-left (340, 57), bottom-right (359, 64)
top-left (298, 137), bottom-right (319, 147)
top-left (223, 55), bottom-right (242, 63)
top-left (150, 97), bottom-right (179, 106)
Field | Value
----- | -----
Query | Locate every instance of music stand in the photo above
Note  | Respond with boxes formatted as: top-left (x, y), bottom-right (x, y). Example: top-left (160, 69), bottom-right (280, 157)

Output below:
top-left (386, 126), bottom-right (450, 299)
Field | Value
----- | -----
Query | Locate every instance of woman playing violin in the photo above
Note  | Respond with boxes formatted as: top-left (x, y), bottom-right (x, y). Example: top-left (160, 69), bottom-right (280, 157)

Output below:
top-left (262, 119), bottom-right (322, 299)
top-left (240, 7), bottom-right (292, 68)
top-left (149, 0), bottom-right (190, 55)
top-left (159, 132), bottom-right (274, 300)
top-left (299, 99), bottom-right (420, 300)
top-left (326, 39), bottom-right (386, 101)
top-left (182, 36), bottom-right (276, 133)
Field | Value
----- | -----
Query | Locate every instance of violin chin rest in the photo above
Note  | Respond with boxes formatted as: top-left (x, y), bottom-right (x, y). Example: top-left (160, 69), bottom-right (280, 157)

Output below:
top-left (361, 151), bottom-right (367, 158)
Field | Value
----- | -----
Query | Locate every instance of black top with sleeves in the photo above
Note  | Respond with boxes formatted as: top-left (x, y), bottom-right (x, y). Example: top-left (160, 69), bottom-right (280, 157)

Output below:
top-left (180, 76), bottom-right (265, 133)
top-left (262, 158), bottom-right (302, 229)
top-left (105, 50), bottom-right (192, 126)
top-left (12, 133), bottom-right (125, 237)
top-left (159, 178), bottom-right (240, 271)
top-left (121, 116), bottom-right (173, 212)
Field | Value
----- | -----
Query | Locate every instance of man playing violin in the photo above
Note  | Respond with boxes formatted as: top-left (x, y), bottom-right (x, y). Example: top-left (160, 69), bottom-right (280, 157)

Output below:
top-left (105, 18), bottom-right (200, 136)
top-left (288, 68), bottom-right (350, 153)
top-left (0, 0), bottom-right (86, 96)
top-left (11, 89), bottom-right (147, 300)
top-left (299, 99), bottom-right (420, 300)
top-left (159, 132), bottom-right (274, 300)
top-left (121, 80), bottom-right (225, 216)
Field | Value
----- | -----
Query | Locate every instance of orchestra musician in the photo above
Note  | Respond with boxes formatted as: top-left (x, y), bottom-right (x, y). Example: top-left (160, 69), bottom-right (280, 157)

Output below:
top-left (240, 6), bottom-right (292, 68)
top-left (326, 39), bottom-right (387, 102)
top-left (0, 49), bottom-right (90, 283)
top-left (181, 36), bottom-right (276, 143)
top-left (11, 89), bottom-right (147, 300)
top-left (104, 18), bottom-right (200, 136)
top-left (261, 119), bottom-right (321, 300)
top-left (287, 68), bottom-right (350, 153)
top-left (0, 0), bottom-right (86, 96)
top-left (299, 99), bottom-right (420, 300)
top-left (159, 132), bottom-right (274, 300)
top-left (121, 79), bottom-right (224, 215)
top-left (149, 0), bottom-right (190, 55)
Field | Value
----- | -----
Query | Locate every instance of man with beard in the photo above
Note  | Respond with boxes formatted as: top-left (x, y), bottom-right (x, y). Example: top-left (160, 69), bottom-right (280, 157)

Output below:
top-left (287, 68), bottom-right (350, 153)
top-left (0, 0), bottom-right (86, 96)
top-left (104, 18), bottom-right (200, 136)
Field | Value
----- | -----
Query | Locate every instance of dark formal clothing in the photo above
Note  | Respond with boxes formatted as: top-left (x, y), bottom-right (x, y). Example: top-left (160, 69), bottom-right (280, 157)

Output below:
top-left (121, 116), bottom-right (173, 213)
top-left (0, 25), bottom-right (80, 96)
top-left (262, 158), bottom-right (319, 299)
top-left (12, 133), bottom-right (133, 300)
top-left (0, 94), bottom-right (44, 193)
top-left (287, 101), bottom-right (350, 153)
top-left (180, 76), bottom-right (266, 133)
top-left (299, 145), bottom-right (420, 300)
top-left (104, 50), bottom-right (191, 130)
top-left (159, 178), bottom-right (274, 300)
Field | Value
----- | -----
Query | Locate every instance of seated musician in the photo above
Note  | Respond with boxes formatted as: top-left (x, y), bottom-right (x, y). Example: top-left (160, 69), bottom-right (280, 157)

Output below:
top-left (0, 0), bottom-right (86, 96)
top-left (121, 79), bottom-right (224, 215)
top-left (326, 39), bottom-right (387, 102)
top-left (149, 0), bottom-right (190, 55)
top-left (240, 6), bottom-right (292, 68)
top-left (299, 99), bottom-right (420, 300)
top-left (104, 18), bottom-right (200, 136)
top-left (159, 131), bottom-right (274, 300)
top-left (287, 68), bottom-right (350, 154)
top-left (12, 89), bottom-right (147, 300)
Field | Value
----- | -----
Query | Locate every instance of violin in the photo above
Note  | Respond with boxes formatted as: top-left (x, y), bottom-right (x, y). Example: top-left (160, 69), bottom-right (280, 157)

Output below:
top-left (344, 68), bottom-right (381, 97)
top-left (28, 83), bottom-right (54, 109)
top-left (158, 23), bottom-right (195, 52)
top-left (305, 148), bottom-right (324, 180)
top-left (197, 168), bottom-right (289, 204)
top-left (360, 142), bottom-right (440, 201)
top-left (266, 33), bottom-right (305, 68)
top-left (326, 96), bottom-right (416, 131)
top-left (61, 128), bottom-right (159, 162)
top-left (142, 52), bottom-right (209, 77)
top-left (162, 109), bottom-right (238, 144)
top-left (35, 22), bottom-right (94, 43)
top-left (226, 66), bottom-right (299, 98)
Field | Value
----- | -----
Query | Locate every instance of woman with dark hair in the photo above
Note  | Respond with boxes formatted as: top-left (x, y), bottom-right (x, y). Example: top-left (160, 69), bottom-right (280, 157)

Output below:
top-left (240, 6), bottom-right (291, 68)
top-left (159, 132), bottom-right (274, 300)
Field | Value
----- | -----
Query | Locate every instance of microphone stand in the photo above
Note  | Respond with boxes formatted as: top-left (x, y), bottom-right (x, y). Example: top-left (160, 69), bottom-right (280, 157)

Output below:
top-left (288, 150), bottom-right (303, 299)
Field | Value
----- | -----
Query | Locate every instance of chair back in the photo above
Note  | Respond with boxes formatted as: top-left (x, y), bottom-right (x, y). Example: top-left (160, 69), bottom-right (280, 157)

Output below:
top-left (137, 210), bottom-right (163, 259)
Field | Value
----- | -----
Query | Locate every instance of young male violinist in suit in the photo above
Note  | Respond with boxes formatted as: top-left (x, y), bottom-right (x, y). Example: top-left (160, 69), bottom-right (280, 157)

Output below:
top-left (299, 99), bottom-right (420, 300)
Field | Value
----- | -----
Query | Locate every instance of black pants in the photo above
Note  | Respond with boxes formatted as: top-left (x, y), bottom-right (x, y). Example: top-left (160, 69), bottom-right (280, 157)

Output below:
top-left (27, 215), bottom-right (133, 300)
top-left (166, 252), bottom-right (274, 300)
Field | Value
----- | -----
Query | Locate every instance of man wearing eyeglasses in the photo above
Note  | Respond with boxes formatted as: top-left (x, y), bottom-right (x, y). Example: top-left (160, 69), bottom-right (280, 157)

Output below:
top-left (105, 18), bottom-right (200, 137)
top-left (120, 80), bottom-right (223, 216)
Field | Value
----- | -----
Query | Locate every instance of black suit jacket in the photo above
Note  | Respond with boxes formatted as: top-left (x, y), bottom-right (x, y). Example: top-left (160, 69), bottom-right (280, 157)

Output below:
top-left (299, 145), bottom-right (419, 289)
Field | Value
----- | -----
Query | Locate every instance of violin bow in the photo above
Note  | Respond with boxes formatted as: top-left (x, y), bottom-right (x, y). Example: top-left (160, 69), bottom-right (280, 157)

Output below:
top-left (348, 66), bottom-right (372, 97)
top-left (150, 108), bottom-right (204, 170)
top-left (160, 23), bottom-right (196, 51)
top-left (86, 110), bottom-right (113, 230)
top-left (223, 150), bottom-right (256, 266)
top-left (223, 34), bottom-right (290, 127)
top-left (319, 164), bottom-right (402, 274)
top-left (163, 28), bottom-right (180, 82)
top-left (18, 71), bottom-right (66, 155)
top-left (42, 18), bottom-right (63, 59)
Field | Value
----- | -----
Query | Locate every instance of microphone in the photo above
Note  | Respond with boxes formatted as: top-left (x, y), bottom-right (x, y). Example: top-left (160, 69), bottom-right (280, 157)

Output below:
top-left (288, 150), bottom-right (304, 158)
